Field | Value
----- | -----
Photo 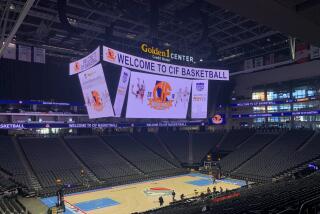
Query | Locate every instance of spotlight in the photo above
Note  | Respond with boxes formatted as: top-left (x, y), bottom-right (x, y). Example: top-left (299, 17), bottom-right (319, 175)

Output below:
top-left (9, 4), bottom-right (15, 10)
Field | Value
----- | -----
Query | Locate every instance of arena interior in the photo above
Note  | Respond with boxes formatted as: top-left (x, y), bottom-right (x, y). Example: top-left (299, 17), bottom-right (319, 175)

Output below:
top-left (0, 0), bottom-right (320, 213)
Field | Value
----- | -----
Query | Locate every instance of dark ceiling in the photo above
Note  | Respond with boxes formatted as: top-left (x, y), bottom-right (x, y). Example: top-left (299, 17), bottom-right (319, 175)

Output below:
top-left (1, 0), bottom-right (319, 71)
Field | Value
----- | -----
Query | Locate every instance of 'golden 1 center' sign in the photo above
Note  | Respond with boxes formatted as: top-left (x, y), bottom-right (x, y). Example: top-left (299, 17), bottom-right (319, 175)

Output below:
top-left (140, 43), bottom-right (195, 63)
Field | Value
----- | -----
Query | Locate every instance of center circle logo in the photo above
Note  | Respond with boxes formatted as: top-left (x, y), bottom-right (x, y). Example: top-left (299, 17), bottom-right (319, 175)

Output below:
top-left (144, 187), bottom-right (173, 197)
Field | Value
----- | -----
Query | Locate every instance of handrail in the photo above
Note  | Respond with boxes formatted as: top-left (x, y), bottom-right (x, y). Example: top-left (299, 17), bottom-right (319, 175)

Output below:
top-left (298, 195), bottom-right (320, 214)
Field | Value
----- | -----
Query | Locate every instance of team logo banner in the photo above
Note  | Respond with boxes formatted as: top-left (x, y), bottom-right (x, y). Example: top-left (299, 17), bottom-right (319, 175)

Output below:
top-left (69, 46), bottom-right (100, 75)
top-left (126, 71), bottom-right (191, 118)
top-left (103, 46), bottom-right (229, 80)
top-left (78, 63), bottom-right (114, 119)
top-left (208, 114), bottom-right (225, 125)
top-left (191, 80), bottom-right (208, 118)
top-left (113, 67), bottom-right (131, 117)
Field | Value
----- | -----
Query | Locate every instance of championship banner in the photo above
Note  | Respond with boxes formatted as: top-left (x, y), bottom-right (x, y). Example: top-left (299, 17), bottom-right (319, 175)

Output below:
top-left (310, 45), bottom-right (320, 59)
top-left (33, 47), bottom-right (46, 64)
top-left (244, 59), bottom-right (253, 70)
top-left (191, 80), bottom-right (208, 118)
top-left (113, 67), bottom-right (131, 117)
top-left (2, 43), bottom-right (16, 60)
top-left (18, 45), bottom-right (31, 62)
top-left (69, 46), bottom-right (100, 75)
top-left (295, 43), bottom-right (309, 63)
top-left (78, 63), bottom-right (114, 119)
top-left (126, 71), bottom-right (192, 118)
top-left (254, 57), bottom-right (263, 68)
top-left (103, 46), bottom-right (229, 80)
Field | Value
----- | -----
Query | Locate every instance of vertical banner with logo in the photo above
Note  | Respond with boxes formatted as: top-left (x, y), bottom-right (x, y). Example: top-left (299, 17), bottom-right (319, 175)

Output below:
top-left (33, 47), bottom-right (46, 64)
top-left (113, 67), bottom-right (131, 117)
top-left (191, 80), bottom-right (208, 118)
top-left (126, 71), bottom-right (192, 118)
top-left (69, 46), bottom-right (100, 75)
top-left (18, 45), bottom-right (31, 62)
top-left (78, 63), bottom-right (114, 119)
top-left (2, 43), bottom-right (16, 60)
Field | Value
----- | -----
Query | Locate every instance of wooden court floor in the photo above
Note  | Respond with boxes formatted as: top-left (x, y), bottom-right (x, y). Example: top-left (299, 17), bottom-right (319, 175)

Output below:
top-left (43, 173), bottom-right (242, 214)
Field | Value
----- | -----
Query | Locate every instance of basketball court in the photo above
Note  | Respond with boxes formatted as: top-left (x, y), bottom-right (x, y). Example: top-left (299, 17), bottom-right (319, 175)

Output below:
top-left (41, 173), bottom-right (245, 214)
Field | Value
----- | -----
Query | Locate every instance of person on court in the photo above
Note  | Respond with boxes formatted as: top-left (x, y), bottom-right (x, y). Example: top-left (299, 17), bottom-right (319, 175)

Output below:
top-left (172, 190), bottom-right (176, 201)
top-left (159, 196), bottom-right (164, 206)
top-left (180, 194), bottom-right (185, 200)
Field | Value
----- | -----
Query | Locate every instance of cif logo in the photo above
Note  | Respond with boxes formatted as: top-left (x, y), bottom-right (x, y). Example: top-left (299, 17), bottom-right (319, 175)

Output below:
top-left (74, 61), bottom-right (81, 72)
top-left (106, 48), bottom-right (116, 62)
top-left (196, 82), bottom-right (204, 91)
top-left (212, 114), bottom-right (223, 124)
top-left (148, 81), bottom-right (173, 110)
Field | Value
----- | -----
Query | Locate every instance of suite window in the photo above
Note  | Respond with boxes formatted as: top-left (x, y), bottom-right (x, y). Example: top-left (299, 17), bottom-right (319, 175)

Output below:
top-left (268, 117), bottom-right (279, 122)
top-left (253, 106), bottom-right (265, 113)
top-left (293, 103), bottom-right (307, 111)
top-left (292, 89), bottom-right (306, 99)
top-left (278, 92), bottom-right (290, 99)
top-left (252, 91), bottom-right (265, 101)
top-left (307, 89), bottom-right (316, 97)
top-left (267, 105), bottom-right (277, 113)
top-left (267, 91), bottom-right (278, 101)
top-left (279, 104), bottom-right (290, 111)
top-left (253, 118), bottom-right (265, 123)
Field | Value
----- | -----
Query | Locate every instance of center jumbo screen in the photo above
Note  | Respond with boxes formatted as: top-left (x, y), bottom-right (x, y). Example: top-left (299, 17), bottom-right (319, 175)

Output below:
top-left (126, 71), bottom-right (191, 118)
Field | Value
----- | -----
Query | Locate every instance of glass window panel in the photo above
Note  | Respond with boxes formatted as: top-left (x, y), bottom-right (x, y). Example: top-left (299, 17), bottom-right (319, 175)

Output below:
top-left (252, 91), bottom-right (265, 101)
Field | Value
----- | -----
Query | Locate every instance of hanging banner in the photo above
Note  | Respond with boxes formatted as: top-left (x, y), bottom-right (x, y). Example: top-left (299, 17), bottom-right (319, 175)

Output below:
top-left (33, 47), bottom-right (46, 64)
top-left (244, 59), bottom-right (253, 70)
top-left (254, 57), bottom-right (264, 68)
top-left (126, 71), bottom-right (192, 118)
top-left (18, 45), bottom-right (31, 62)
top-left (295, 43), bottom-right (309, 63)
top-left (2, 43), bottom-right (16, 60)
top-left (103, 46), bottom-right (229, 80)
top-left (310, 45), bottom-right (320, 59)
top-left (264, 53), bottom-right (275, 65)
top-left (78, 63), bottom-right (114, 119)
top-left (191, 80), bottom-right (208, 118)
top-left (113, 67), bottom-right (131, 117)
top-left (69, 46), bottom-right (100, 75)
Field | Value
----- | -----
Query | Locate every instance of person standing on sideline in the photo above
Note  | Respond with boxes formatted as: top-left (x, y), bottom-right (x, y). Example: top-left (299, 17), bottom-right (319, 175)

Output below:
top-left (159, 196), bottom-right (164, 206)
